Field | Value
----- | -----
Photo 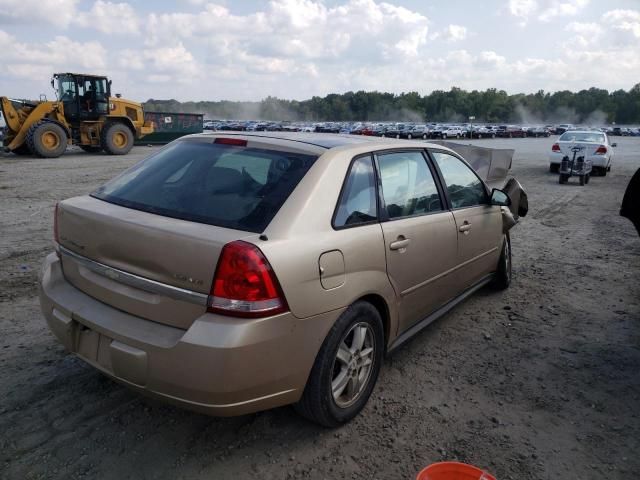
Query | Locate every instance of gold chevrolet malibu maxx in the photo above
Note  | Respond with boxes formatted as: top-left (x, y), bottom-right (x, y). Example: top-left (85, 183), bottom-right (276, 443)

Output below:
top-left (39, 132), bottom-right (527, 426)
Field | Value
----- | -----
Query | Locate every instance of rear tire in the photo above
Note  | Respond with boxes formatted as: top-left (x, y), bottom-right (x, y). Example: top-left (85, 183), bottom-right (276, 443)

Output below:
top-left (491, 234), bottom-right (511, 290)
top-left (559, 174), bottom-right (567, 184)
top-left (26, 121), bottom-right (68, 158)
top-left (295, 301), bottom-right (384, 427)
top-left (101, 122), bottom-right (134, 155)
top-left (549, 164), bottom-right (559, 173)
top-left (585, 173), bottom-right (590, 184)
top-left (579, 175), bottom-right (585, 186)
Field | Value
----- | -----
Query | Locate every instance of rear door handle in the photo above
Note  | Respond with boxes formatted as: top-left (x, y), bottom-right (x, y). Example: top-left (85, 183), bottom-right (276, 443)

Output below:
top-left (389, 237), bottom-right (410, 250)
top-left (459, 221), bottom-right (472, 233)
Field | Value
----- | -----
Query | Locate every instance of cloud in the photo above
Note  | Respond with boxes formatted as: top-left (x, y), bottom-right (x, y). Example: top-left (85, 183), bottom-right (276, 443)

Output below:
top-left (508, 0), bottom-right (538, 19)
top-left (74, 1), bottom-right (140, 35)
top-left (144, 0), bottom-right (429, 60)
top-left (0, 31), bottom-right (107, 78)
top-left (539, 0), bottom-right (589, 22)
top-left (0, 0), bottom-right (79, 28)
top-left (603, 9), bottom-right (640, 39)
top-left (564, 22), bottom-right (602, 47)
top-left (441, 24), bottom-right (468, 42)
top-left (0, 1), bottom-right (638, 103)
top-left (507, 0), bottom-right (589, 24)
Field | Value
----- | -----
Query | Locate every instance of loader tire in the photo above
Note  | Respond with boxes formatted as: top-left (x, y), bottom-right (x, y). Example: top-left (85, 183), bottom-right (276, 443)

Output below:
top-left (101, 122), bottom-right (134, 155)
top-left (26, 121), bottom-right (68, 158)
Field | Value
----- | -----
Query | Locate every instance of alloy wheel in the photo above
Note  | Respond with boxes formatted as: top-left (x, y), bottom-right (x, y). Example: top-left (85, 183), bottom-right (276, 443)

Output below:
top-left (331, 322), bottom-right (375, 408)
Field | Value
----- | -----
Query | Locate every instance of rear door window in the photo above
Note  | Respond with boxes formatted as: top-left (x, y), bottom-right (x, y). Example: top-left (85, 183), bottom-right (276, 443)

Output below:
top-left (377, 151), bottom-right (443, 219)
top-left (333, 156), bottom-right (378, 228)
top-left (92, 140), bottom-right (317, 233)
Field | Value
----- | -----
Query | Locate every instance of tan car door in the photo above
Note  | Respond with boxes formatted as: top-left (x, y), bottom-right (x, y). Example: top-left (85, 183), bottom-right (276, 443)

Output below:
top-left (375, 150), bottom-right (459, 335)
top-left (430, 150), bottom-right (503, 288)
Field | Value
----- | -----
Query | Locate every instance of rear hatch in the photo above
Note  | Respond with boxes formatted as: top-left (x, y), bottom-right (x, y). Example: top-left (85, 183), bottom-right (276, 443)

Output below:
top-left (57, 136), bottom-right (319, 330)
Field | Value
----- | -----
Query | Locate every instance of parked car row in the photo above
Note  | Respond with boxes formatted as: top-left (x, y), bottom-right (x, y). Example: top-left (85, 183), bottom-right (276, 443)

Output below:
top-left (202, 119), bottom-right (640, 139)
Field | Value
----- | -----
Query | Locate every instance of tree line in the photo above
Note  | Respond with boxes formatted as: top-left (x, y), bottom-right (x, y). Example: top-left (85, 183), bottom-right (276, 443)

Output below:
top-left (144, 84), bottom-right (640, 124)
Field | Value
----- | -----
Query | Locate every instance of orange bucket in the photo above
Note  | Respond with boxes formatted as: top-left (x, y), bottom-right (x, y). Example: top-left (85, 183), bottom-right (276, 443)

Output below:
top-left (416, 462), bottom-right (496, 480)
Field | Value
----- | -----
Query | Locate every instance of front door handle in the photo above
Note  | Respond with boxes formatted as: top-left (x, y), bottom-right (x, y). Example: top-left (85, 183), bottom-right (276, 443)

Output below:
top-left (459, 221), bottom-right (472, 233)
top-left (389, 236), bottom-right (410, 250)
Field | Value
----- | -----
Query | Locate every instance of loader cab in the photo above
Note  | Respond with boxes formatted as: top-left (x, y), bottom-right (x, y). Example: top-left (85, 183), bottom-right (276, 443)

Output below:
top-left (54, 73), bottom-right (111, 124)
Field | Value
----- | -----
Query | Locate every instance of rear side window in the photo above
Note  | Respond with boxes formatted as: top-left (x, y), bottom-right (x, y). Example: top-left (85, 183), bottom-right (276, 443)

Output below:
top-left (91, 140), bottom-right (317, 232)
top-left (431, 151), bottom-right (487, 209)
top-left (377, 151), bottom-right (442, 219)
top-left (334, 156), bottom-right (378, 228)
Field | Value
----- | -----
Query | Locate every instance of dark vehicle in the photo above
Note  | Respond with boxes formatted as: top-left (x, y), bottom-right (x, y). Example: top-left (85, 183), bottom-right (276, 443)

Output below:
top-left (527, 126), bottom-right (551, 138)
top-left (381, 124), bottom-right (406, 138)
top-left (497, 125), bottom-right (526, 138)
top-left (429, 125), bottom-right (445, 139)
top-left (315, 123), bottom-right (341, 133)
top-left (372, 125), bottom-right (388, 136)
top-left (218, 122), bottom-right (247, 131)
top-left (555, 124), bottom-right (574, 135)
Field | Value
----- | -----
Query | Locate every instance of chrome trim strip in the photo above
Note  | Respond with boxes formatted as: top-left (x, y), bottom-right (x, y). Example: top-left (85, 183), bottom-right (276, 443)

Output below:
top-left (401, 247), bottom-right (498, 296)
top-left (59, 246), bottom-right (208, 307)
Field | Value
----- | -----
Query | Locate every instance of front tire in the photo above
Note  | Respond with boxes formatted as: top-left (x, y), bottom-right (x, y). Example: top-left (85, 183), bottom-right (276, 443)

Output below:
top-left (491, 234), bottom-right (511, 290)
top-left (26, 121), bottom-right (68, 158)
top-left (101, 122), bottom-right (134, 155)
top-left (295, 301), bottom-right (384, 427)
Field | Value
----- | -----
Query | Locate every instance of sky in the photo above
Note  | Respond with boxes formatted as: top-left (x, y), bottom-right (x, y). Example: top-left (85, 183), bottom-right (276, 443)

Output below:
top-left (0, 0), bottom-right (639, 102)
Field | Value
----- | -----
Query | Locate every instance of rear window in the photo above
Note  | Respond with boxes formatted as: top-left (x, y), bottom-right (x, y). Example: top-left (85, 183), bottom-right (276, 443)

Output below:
top-left (559, 132), bottom-right (605, 143)
top-left (91, 140), bottom-right (318, 232)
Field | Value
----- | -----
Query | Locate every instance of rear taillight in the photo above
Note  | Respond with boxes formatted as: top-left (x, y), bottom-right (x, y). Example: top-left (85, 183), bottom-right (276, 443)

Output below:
top-left (552, 143), bottom-right (561, 152)
top-left (207, 241), bottom-right (288, 318)
top-left (595, 145), bottom-right (607, 155)
top-left (53, 203), bottom-right (59, 243)
top-left (214, 138), bottom-right (247, 146)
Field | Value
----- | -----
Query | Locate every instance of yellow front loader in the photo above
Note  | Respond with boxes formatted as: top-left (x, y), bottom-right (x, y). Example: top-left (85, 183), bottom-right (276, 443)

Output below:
top-left (1, 73), bottom-right (153, 158)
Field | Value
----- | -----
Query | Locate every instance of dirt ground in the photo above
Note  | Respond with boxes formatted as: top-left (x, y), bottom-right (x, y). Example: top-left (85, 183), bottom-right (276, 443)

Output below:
top-left (1, 137), bottom-right (639, 480)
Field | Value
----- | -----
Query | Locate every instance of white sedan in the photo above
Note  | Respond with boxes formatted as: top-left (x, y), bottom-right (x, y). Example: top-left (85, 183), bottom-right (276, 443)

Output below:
top-left (549, 130), bottom-right (616, 176)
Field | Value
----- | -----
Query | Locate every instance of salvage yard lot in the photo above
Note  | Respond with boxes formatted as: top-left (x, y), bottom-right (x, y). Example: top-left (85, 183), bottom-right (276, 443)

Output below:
top-left (1, 137), bottom-right (639, 480)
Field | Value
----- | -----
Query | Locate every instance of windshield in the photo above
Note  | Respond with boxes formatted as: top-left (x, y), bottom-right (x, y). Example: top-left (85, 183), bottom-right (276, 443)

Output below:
top-left (91, 140), bottom-right (318, 233)
top-left (56, 75), bottom-right (77, 102)
top-left (559, 132), bottom-right (605, 143)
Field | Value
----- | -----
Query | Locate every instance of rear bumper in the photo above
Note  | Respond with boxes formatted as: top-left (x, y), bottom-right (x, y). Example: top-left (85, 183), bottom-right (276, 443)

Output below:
top-left (39, 252), bottom-right (341, 416)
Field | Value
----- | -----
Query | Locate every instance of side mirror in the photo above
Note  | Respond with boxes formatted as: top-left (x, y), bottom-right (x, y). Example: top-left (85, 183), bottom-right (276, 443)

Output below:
top-left (490, 188), bottom-right (511, 207)
top-left (611, 143), bottom-right (617, 148)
